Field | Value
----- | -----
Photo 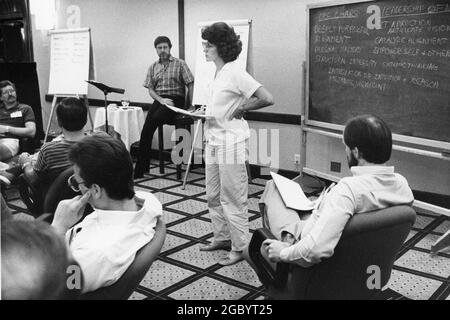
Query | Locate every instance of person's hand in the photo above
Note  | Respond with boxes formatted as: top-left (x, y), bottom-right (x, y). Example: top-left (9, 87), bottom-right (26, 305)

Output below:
top-left (161, 98), bottom-right (174, 106)
top-left (190, 106), bottom-right (206, 117)
top-left (51, 192), bottom-right (91, 235)
top-left (0, 125), bottom-right (7, 134)
top-left (229, 105), bottom-right (247, 120)
top-left (17, 153), bottom-right (32, 167)
top-left (262, 239), bottom-right (291, 263)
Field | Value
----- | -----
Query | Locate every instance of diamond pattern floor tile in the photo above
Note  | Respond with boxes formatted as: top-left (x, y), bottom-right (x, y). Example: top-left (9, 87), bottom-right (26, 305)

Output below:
top-left (434, 220), bottom-right (450, 234)
top-left (128, 292), bottom-right (148, 300)
top-left (138, 178), bottom-right (181, 190)
top-left (167, 243), bottom-right (228, 269)
top-left (167, 184), bottom-right (205, 196)
top-left (168, 218), bottom-right (212, 238)
top-left (168, 276), bottom-right (249, 300)
top-left (153, 192), bottom-right (183, 205)
top-left (166, 199), bottom-right (208, 215)
top-left (160, 234), bottom-right (191, 253)
top-left (395, 249), bottom-right (450, 278)
top-left (163, 211), bottom-right (187, 225)
top-left (215, 261), bottom-right (262, 288)
top-left (388, 270), bottom-right (443, 300)
top-left (140, 260), bottom-right (196, 292)
top-left (413, 215), bottom-right (435, 230)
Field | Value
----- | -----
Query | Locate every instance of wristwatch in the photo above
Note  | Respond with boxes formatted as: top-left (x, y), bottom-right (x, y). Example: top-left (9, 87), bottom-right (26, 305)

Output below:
top-left (5, 126), bottom-right (9, 134)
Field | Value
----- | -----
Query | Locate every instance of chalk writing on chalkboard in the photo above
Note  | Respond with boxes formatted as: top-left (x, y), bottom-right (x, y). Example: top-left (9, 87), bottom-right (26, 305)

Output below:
top-left (307, 0), bottom-right (450, 145)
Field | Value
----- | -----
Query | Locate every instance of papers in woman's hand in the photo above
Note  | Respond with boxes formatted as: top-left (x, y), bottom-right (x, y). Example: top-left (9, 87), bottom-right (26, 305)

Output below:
top-left (270, 172), bottom-right (315, 211)
top-left (164, 104), bottom-right (211, 119)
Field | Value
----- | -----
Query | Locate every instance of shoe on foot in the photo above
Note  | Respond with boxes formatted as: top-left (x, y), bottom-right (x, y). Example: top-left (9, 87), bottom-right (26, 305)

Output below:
top-left (219, 251), bottom-right (244, 266)
top-left (199, 240), bottom-right (231, 251)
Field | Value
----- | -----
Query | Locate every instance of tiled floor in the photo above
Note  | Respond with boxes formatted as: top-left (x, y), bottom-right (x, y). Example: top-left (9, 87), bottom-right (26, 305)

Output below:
top-left (4, 160), bottom-right (450, 300)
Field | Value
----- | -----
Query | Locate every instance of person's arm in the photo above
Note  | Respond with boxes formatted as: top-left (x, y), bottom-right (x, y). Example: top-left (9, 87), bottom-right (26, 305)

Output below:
top-left (186, 82), bottom-right (194, 108)
top-left (147, 87), bottom-right (174, 106)
top-left (0, 121), bottom-right (36, 138)
top-left (51, 192), bottom-right (91, 236)
top-left (264, 182), bottom-right (355, 267)
top-left (230, 86), bottom-right (274, 120)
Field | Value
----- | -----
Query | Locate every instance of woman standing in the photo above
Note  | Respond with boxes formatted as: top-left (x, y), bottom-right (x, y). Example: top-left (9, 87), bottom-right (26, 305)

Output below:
top-left (199, 22), bottom-right (274, 265)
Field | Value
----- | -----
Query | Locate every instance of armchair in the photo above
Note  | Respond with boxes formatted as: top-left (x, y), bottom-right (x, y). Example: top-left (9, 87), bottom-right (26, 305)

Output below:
top-left (246, 205), bottom-right (416, 300)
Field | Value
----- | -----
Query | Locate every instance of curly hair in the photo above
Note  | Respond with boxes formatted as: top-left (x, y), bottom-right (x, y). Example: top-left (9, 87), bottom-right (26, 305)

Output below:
top-left (201, 22), bottom-right (242, 63)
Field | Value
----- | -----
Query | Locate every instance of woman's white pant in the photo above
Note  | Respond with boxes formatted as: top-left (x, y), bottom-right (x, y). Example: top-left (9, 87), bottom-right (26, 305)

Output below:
top-left (205, 141), bottom-right (249, 251)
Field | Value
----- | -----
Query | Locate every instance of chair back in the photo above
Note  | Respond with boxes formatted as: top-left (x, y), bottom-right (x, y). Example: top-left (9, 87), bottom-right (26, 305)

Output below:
top-left (79, 218), bottom-right (166, 300)
top-left (267, 205), bottom-right (416, 300)
top-left (43, 167), bottom-right (79, 217)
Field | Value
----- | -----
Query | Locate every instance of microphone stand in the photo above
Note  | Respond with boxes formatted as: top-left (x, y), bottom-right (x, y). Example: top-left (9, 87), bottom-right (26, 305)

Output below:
top-left (85, 81), bottom-right (125, 135)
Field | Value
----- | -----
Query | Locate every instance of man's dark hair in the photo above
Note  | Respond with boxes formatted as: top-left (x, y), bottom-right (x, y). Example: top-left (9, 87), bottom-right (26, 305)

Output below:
top-left (343, 114), bottom-right (392, 164)
top-left (56, 97), bottom-right (87, 131)
top-left (201, 22), bottom-right (242, 63)
top-left (1, 220), bottom-right (70, 300)
top-left (154, 36), bottom-right (172, 48)
top-left (0, 80), bottom-right (16, 93)
top-left (68, 134), bottom-right (135, 200)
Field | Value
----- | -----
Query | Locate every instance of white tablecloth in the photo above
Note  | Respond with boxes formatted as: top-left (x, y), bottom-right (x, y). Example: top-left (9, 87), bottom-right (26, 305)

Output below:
top-left (91, 106), bottom-right (145, 150)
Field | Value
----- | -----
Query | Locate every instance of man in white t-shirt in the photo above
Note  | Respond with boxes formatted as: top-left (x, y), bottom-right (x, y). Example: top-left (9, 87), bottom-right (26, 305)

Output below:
top-left (51, 134), bottom-right (164, 293)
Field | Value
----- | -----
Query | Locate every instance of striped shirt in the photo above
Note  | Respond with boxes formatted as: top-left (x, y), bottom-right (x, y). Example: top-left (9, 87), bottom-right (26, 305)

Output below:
top-left (34, 138), bottom-right (77, 178)
top-left (143, 56), bottom-right (194, 98)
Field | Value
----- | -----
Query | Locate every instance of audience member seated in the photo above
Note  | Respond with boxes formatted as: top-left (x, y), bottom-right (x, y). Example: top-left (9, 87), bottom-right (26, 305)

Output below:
top-left (0, 80), bottom-right (36, 163)
top-left (250, 114), bottom-right (414, 269)
top-left (51, 133), bottom-right (163, 294)
top-left (1, 220), bottom-right (73, 299)
top-left (0, 97), bottom-right (87, 188)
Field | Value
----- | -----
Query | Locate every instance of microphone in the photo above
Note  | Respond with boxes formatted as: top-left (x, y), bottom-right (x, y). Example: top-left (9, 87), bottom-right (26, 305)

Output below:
top-left (86, 80), bottom-right (125, 94)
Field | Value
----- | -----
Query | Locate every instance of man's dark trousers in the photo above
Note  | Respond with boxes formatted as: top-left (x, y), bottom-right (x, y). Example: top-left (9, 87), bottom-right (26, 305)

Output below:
top-left (134, 95), bottom-right (185, 178)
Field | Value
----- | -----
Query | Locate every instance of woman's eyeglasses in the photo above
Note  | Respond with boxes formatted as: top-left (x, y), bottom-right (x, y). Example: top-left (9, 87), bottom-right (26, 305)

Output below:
top-left (202, 41), bottom-right (214, 50)
top-left (67, 174), bottom-right (87, 192)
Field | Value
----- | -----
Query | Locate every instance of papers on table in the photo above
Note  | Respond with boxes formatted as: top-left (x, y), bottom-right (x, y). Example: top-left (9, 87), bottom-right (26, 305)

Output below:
top-left (164, 104), bottom-right (211, 119)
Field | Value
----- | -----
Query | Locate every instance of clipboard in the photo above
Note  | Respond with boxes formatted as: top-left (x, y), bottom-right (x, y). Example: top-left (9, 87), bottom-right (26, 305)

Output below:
top-left (164, 104), bottom-right (212, 119)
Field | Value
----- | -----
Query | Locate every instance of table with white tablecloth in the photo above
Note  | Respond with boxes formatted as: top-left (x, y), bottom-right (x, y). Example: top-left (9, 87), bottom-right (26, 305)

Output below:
top-left (91, 106), bottom-right (145, 150)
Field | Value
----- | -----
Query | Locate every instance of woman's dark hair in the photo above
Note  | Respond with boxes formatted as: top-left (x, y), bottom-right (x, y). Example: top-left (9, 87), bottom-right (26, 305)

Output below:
top-left (154, 36), bottom-right (172, 48)
top-left (69, 134), bottom-right (135, 200)
top-left (56, 97), bottom-right (87, 131)
top-left (201, 22), bottom-right (242, 63)
top-left (343, 114), bottom-right (392, 164)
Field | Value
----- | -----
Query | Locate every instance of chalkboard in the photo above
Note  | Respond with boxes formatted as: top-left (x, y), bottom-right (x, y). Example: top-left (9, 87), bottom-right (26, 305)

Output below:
top-left (307, 0), bottom-right (450, 146)
top-left (48, 28), bottom-right (94, 95)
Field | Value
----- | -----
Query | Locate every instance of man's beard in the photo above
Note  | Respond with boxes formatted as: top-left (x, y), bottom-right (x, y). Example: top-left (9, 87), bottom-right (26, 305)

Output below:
top-left (347, 152), bottom-right (358, 168)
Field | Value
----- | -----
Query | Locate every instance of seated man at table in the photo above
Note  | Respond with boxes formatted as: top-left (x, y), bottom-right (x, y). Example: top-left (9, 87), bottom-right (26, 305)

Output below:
top-left (254, 114), bottom-right (414, 268)
top-left (0, 80), bottom-right (36, 162)
top-left (0, 97), bottom-right (87, 187)
top-left (51, 134), bottom-right (163, 293)
top-left (134, 36), bottom-right (194, 178)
